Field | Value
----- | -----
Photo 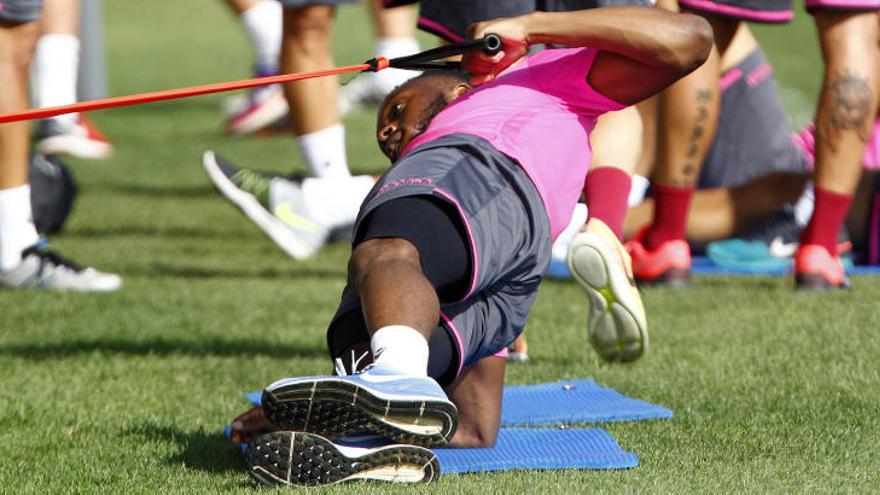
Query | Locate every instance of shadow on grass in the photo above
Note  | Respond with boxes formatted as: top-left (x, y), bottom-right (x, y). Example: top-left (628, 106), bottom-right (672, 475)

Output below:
top-left (67, 225), bottom-right (237, 240)
top-left (124, 422), bottom-right (244, 475)
top-left (135, 262), bottom-right (345, 280)
top-left (0, 336), bottom-right (327, 360)
top-left (91, 182), bottom-right (217, 198)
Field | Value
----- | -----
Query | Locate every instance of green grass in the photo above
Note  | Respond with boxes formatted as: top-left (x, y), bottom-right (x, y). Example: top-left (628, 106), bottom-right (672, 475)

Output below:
top-left (2, 2), bottom-right (879, 492)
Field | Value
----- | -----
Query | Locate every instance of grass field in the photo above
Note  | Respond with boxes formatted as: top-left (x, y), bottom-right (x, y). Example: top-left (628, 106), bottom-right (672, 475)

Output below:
top-left (2, 2), bottom-right (879, 492)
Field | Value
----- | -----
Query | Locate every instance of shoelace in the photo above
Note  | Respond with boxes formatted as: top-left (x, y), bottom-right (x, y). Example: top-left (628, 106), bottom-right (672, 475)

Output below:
top-left (23, 242), bottom-right (84, 273)
top-left (333, 350), bottom-right (371, 377)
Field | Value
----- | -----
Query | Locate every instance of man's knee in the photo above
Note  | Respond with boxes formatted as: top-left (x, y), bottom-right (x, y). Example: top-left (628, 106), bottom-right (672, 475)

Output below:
top-left (349, 237), bottom-right (421, 285)
top-left (0, 22), bottom-right (39, 71)
top-left (283, 5), bottom-right (334, 49)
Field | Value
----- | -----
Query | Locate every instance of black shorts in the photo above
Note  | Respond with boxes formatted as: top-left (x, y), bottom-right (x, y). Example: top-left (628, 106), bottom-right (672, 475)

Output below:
top-left (677, 0), bottom-right (794, 23)
top-left (326, 134), bottom-right (551, 383)
top-left (0, 0), bottom-right (42, 24)
top-left (417, 0), bottom-right (651, 42)
top-left (805, 0), bottom-right (880, 12)
top-left (276, 0), bottom-right (356, 7)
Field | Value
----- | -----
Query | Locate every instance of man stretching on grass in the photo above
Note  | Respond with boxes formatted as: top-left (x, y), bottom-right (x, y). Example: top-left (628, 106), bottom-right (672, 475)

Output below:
top-left (228, 6), bottom-right (712, 486)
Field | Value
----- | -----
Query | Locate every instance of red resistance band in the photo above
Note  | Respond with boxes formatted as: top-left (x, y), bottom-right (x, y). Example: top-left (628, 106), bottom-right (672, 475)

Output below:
top-left (0, 34), bottom-right (500, 125)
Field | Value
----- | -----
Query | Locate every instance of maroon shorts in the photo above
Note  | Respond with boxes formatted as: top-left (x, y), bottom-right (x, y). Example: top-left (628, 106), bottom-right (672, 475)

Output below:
top-left (677, 0), bottom-right (794, 22)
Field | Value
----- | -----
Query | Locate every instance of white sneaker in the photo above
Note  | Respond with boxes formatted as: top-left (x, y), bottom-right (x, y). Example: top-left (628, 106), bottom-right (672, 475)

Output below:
top-left (0, 244), bottom-right (122, 292)
top-left (247, 431), bottom-right (439, 486)
top-left (567, 219), bottom-right (647, 362)
top-left (35, 114), bottom-right (113, 160)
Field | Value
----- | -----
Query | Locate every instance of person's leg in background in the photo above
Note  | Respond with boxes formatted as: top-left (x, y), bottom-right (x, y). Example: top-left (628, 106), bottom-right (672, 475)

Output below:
top-left (795, 8), bottom-right (880, 289)
top-left (222, 0), bottom-right (288, 135)
top-left (625, 4), bottom-right (732, 286)
top-left (0, 4), bottom-right (120, 291)
top-left (339, 0), bottom-right (420, 115)
top-left (33, 0), bottom-right (113, 159)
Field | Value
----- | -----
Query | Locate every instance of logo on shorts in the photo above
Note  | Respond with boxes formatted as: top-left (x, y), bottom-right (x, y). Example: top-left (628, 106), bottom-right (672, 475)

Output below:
top-left (376, 177), bottom-right (434, 196)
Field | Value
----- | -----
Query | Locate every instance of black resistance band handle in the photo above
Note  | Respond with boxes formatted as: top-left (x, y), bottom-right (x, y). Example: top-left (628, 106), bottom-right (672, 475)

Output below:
top-left (366, 34), bottom-right (503, 72)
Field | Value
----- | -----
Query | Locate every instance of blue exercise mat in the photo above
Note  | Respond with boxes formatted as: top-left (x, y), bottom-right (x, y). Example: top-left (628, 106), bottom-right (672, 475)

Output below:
top-left (501, 379), bottom-right (672, 425)
top-left (547, 255), bottom-right (880, 278)
top-left (224, 426), bottom-right (638, 472)
top-left (243, 379), bottom-right (671, 426)
top-left (435, 427), bottom-right (638, 473)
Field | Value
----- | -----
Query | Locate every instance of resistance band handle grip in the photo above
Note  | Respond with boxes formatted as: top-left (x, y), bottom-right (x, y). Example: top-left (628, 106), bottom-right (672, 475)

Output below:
top-left (481, 34), bottom-right (503, 56)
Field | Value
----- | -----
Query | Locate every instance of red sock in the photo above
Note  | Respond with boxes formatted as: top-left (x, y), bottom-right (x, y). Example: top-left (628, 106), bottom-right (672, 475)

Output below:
top-left (799, 187), bottom-right (853, 254)
top-left (644, 184), bottom-right (694, 250)
top-left (583, 166), bottom-right (631, 240)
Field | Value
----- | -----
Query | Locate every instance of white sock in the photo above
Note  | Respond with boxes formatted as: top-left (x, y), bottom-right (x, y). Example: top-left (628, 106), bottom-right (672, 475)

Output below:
top-left (0, 185), bottom-right (40, 271)
top-left (370, 325), bottom-right (429, 376)
top-left (33, 33), bottom-right (80, 126)
top-left (628, 174), bottom-right (651, 207)
top-left (301, 175), bottom-right (374, 230)
top-left (296, 124), bottom-right (351, 179)
top-left (793, 181), bottom-right (815, 228)
top-left (240, 0), bottom-right (282, 71)
top-left (372, 37), bottom-right (420, 92)
top-left (551, 203), bottom-right (588, 262)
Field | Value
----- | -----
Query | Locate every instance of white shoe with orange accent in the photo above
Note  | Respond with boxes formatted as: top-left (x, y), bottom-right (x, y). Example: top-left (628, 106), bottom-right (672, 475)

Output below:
top-left (35, 114), bottom-right (113, 160)
top-left (567, 218), bottom-right (648, 363)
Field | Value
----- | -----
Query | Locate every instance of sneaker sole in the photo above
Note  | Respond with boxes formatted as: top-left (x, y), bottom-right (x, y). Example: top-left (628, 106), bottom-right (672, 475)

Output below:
top-left (568, 233), bottom-right (648, 363)
top-left (262, 378), bottom-right (457, 447)
top-left (247, 431), bottom-right (439, 486)
top-left (202, 151), bottom-right (317, 260)
top-left (36, 136), bottom-right (112, 160)
top-left (795, 272), bottom-right (852, 290)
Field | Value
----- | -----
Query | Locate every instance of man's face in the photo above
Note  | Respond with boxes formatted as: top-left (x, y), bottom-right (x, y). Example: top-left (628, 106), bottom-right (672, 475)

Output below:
top-left (376, 77), bottom-right (466, 162)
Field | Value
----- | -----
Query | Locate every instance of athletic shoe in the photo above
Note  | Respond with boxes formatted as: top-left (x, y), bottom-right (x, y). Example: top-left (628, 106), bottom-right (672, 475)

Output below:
top-left (707, 206), bottom-right (801, 272)
top-left (0, 242), bottom-right (122, 292)
top-left (246, 431), bottom-right (439, 486)
top-left (261, 363), bottom-right (458, 447)
top-left (35, 113), bottom-right (113, 160)
top-left (794, 244), bottom-right (851, 290)
top-left (567, 219), bottom-right (648, 363)
top-left (202, 151), bottom-right (327, 260)
top-left (624, 227), bottom-right (691, 287)
top-left (226, 84), bottom-right (288, 136)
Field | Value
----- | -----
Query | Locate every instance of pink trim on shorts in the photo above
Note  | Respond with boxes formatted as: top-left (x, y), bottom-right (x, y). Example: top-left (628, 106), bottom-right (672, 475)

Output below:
top-left (864, 119), bottom-right (880, 170)
top-left (679, 0), bottom-right (793, 22)
top-left (746, 63), bottom-right (773, 87)
top-left (806, 0), bottom-right (880, 10)
top-left (719, 67), bottom-right (742, 92)
top-left (440, 312), bottom-right (465, 376)
top-left (417, 16), bottom-right (465, 42)
top-left (433, 188), bottom-right (480, 302)
top-left (493, 347), bottom-right (510, 358)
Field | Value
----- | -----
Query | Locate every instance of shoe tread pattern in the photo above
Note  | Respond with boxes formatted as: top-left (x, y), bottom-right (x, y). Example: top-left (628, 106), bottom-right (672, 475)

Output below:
top-left (246, 431), bottom-right (439, 486)
top-left (262, 381), bottom-right (456, 447)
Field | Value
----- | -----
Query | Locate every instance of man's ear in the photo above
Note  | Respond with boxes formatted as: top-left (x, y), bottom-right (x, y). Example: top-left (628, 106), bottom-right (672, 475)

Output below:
top-left (450, 83), bottom-right (471, 100)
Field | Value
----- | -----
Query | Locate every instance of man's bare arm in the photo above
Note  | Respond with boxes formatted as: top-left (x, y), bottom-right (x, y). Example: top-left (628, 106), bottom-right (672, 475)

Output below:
top-left (444, 356), bottom-right (506, 448)
top-left (466, 7), bottom-right (713, 104)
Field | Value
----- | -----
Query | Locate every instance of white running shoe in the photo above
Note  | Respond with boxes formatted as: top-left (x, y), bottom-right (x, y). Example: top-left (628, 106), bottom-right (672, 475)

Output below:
top-left (35, 114), bottom-right (113, 160)
top-left (202, 151), bottom-right (327, 260)
top-left (247, 431), bottom-right (439, 486)
top-left (567, 218), bottom-right (648, 363)
top-left (0, 243), bottom-right (122, 292)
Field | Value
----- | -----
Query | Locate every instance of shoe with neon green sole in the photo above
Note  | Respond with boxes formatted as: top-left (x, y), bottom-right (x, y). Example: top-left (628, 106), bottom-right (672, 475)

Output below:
top-left (202, 151), bottom-right (327, 259)
top-left (567, 219), bottom-right (648, 363)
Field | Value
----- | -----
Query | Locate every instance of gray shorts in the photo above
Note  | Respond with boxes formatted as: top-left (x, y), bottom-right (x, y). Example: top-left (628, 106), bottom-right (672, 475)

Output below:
top-left (276, 0), bottom-right (355, 7)
top-left (699, 48), bottom-right (807, 189)
top-left (417, 0), bottom-right (651, 42)
top-left (0, 0), bottom-right (42, 24)
top-left (328, 134), bottom-right (552, 373)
